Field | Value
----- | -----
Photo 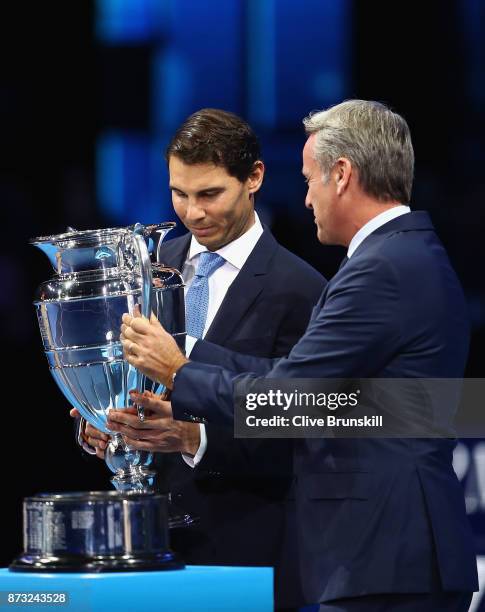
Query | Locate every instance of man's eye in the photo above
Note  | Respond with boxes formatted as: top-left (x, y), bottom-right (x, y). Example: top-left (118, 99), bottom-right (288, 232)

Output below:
top-left (173, 190), bottom-right (187, 198)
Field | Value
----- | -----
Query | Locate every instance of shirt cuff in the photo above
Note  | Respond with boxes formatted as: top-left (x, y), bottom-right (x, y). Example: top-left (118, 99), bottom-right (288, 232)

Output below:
top-left (185, 335), bottom-right (198, 357)
top-left (181, 423), bottom-right (207, 468)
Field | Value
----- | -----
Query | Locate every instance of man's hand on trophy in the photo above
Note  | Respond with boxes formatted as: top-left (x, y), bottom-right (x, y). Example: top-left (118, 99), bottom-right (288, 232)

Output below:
top-left (120, 310), bottom-right (189, 388)
top-left (69, 408), bottom-right (110, 459)
top-left (106, 391), bottom-right (200, 456)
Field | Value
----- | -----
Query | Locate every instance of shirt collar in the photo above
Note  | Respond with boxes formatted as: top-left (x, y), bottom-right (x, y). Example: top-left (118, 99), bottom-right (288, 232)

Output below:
top-left (187, 211), bottom-right (264, 270)
top-left (347, 205), bottom-right (411, 258)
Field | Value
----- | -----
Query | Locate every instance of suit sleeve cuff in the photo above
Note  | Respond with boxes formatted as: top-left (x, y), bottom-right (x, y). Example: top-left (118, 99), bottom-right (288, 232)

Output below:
top-left (181, 423), bottom-right (207, 468)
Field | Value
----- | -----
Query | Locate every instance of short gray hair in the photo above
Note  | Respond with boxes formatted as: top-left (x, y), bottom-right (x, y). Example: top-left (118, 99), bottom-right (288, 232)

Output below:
top-left (303, 100), bottom-right (414, 203)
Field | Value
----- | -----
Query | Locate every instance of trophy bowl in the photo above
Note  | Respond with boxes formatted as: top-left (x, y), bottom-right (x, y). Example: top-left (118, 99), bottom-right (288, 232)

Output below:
top-left (10, 491), bottom-right (184, 572)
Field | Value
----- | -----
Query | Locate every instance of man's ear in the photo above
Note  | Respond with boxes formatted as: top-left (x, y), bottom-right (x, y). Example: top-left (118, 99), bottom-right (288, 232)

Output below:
top-left (334, 157), bottom-right (352, 196)
top-left (247, 160), bottom-right (265, 194)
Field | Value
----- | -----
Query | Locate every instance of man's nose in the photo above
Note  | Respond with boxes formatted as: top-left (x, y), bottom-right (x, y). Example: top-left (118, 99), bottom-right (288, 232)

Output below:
top-left (185, 200), bottom-right (206, 222)
top-left (305, 190), bottom-right (313, 210)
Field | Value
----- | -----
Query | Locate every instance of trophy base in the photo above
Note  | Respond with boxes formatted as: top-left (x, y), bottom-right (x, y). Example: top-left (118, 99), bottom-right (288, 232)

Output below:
top-left (10, 551), bottom-right (183, 573)
top-left (11, 491), bottom-right (184, 574)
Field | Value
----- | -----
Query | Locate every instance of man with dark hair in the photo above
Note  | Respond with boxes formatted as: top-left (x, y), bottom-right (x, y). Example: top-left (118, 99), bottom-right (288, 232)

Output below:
top-left (120, 100), bottom-right (478, 611)
top-left (166, 107), bottom-right (261, 182)
top-left (78, 108), bottom-right (326, 609)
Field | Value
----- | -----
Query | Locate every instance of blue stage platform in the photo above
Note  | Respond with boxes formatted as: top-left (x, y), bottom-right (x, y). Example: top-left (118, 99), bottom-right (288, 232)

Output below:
top-left (0, 566), bottom-right (273, 611)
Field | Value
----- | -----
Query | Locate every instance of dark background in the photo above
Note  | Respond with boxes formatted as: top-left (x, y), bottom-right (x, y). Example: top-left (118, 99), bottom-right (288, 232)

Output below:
top-left (1, 0), bottom-right (484, 581)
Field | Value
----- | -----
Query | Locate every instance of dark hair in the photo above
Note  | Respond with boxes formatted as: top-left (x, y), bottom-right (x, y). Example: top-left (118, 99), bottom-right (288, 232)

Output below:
top-left (165, 108), bottom-right (261, 182)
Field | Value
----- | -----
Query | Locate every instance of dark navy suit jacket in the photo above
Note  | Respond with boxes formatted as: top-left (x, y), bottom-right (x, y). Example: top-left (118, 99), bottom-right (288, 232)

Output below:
top-left (172, 212), bottom-right (478, 603)
top-left (156, 228), bottom-right (326, 607)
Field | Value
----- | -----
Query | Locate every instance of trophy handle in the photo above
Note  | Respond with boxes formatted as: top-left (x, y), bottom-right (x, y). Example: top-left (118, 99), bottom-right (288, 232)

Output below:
top-left (129, 227), bottom-right (154, 422)
top-left (106, 225), bottom-right (157, 480)
top-left (131, 224), bottom-right (154, 321)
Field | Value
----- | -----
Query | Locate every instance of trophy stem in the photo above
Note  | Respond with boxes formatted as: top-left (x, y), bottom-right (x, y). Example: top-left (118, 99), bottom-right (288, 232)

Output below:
top-left (110, 466), bottom-right (157, 493)
top-left (105, 433), bottom-right (156, 493)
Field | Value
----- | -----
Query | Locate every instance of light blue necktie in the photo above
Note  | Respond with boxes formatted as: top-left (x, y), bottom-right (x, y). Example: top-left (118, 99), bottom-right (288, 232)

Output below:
top-left (185, 251), bottom-right (226, 339)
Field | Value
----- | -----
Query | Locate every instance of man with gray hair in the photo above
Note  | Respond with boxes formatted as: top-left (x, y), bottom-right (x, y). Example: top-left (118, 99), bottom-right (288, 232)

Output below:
top-left (119, 100), bottom-right (478, 611)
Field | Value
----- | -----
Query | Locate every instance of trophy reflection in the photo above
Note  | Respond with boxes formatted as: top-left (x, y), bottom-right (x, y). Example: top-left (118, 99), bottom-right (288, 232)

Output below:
top-left (31, 222), bottom-right (189, 509)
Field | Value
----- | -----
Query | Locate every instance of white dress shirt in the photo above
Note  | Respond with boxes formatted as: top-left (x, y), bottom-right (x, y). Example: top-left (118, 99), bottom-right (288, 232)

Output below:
top-left (181, 212), bottom-right (264, 467)
top-left (347, 205), bottom-right (411, 258)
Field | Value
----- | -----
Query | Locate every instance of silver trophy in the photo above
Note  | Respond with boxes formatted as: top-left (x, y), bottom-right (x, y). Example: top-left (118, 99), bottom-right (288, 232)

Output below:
top-left (10, 222), bottom-right (188, 573)
top-left (30, 222), bottom-right (185, 491)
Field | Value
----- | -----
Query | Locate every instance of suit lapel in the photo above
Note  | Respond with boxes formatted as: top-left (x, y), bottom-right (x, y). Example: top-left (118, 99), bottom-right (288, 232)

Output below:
top-left (204, 229), bottom-right (279, 346)
top-left (157, 232), bottom-right (191, 271)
